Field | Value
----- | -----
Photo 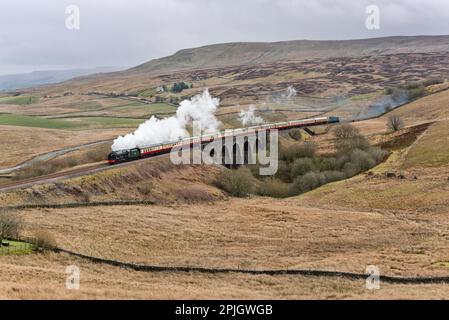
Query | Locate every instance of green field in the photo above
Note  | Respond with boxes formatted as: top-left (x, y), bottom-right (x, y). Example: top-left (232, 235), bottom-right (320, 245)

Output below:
top-left (0, 95), bottom-right (38, 105)
top-left (136, 88), bottom-right (157, 97)
top-left (145, 102), bottom-right (177, 114)
top-left (0, 240), bottom-right (35, 256)
top-left (65, 117), bottom-right (144, 129)
top-left (0, 114), bottom-right (145, 130)
top-left (106, 102), bottom-right (177, 116)
top-left (0, 114), bottom-right (77, 129)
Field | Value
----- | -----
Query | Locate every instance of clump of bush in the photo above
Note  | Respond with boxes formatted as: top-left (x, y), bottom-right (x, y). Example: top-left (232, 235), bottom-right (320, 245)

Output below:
top-left (257, 178), bottom-right (290, 198)
top-left (288, 129), bottom-right (302, 141)
top-left (0, 210), bottom-right (23, 242)
top-left (215, 167), bottom-right (254, 197)
top-left (384, 77), bottom-right (445, 104)
top-left (33, 229), bottom-right (57, 250)
top-left (290, 158), bottom-right (317, 178)
top-left (280, 141), bottom-right (316, 162)
top-left (215, 124), bottom-right (388, 198)
top-left (422, 77), bottom-right (444, 87)
top-left (137, 182), bottom-right (153, 196)
top-left (333, 123), bottom-right (359, 140)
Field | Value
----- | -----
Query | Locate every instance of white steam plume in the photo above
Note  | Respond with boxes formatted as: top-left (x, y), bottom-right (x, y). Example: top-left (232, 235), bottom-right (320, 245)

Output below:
top-left (238, 105), bottom-right (265, 126)
top-left (112, 89), bottom-right (221, 151)
top-left (285, 85), bottom-right (297, 99)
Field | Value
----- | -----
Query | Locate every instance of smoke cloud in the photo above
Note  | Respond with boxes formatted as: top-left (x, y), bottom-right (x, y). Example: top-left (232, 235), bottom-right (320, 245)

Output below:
top-left (285, 85), bottom-right (297, 99)
top-left (112, 89), bottom-right (221, 151)
top-left (360, 91), bottom-right (409, 120)
top-left (238, 105), bottom-right (265, 126)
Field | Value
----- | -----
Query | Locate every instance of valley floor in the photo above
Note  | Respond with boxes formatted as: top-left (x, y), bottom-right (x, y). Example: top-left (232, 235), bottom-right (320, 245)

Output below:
top-left (2, 88), bottom-right (449, 300)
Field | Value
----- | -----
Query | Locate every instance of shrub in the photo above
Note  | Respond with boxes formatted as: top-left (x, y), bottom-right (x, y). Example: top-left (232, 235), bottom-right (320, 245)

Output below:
top-left (257, 179), bottom-right (290, 198)
top-left (406, 87), bottom-right (426, 100)
top-left (349, 149), bottom-right (376, 171)
top-left (322, 170), bottom-right (346, 182)
top-left (290, 172), bottom-right (323, 195)
top-left (335, 134), bottom-right (371, 154)
top-left (422, 77), bottom-right (444, 87)
top-left (281, 141), bottom-right (316, 162)
top-left (333, 124), bottom-right (360, 140)
top-left (215, 167), bottom-right (254, 197)
top-left (334, 123), bottom-right (371, 154)
top-left (387, 115), bottom-right (404, 132)
top-left (386, 85), bottom-right (426, 103)
top-left (316, 157), bottom-right (338, 171)
top-left (403, 81), bottom-right (422, 90)
top-left (172, 82), bottom-right (189, 93)
top-left (274, 161), bottom-right (292, 182)
top-left (384, 87), bottom-right (394, 95)
top-left (176, 187), bottom-right (215, 203)
top-left (33, 229), bottom-right (57, 250)
top-left (79, 193), bottom-right (91, 203)
top-left (137, 182), bottom-right (153, 196)
top-left (288, 129), bottom-right (302, 141)
top-left (0, 210), bottom-right (23, 242)
top-left (342, 161), bottom-right (362, 177)
top-left (367, 147), bottom-right (389, 163)
top-left (290, 158), bottom-right (317, 179)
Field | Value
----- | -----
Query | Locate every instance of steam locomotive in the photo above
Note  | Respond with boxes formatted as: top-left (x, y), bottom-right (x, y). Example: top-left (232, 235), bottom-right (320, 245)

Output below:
top-left (107, 116), bottom-right (340, 165)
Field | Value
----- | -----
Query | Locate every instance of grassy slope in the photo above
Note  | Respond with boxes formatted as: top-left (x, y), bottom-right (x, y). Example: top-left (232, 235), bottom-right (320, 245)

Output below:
top-left (390, 88), bottom-right (449, 124)
top-left (0, 126), bottom-right (131, 169)
top-left (3, 121), bottom-right (449, 298)
top-left (0, 114), bottom-right (76, 129)
top-left (3, 37), bottom-right (449, 299)
top-left (300, 121), bottom-right (449, 213)
top-left (132, 36), bottom-right (449, 74)
top-left (402, 120), bottom-right (449, 168)
top-left (0, 114), bottom-right (143, 130)
top-left (300, 84), bottom-right (449, 212)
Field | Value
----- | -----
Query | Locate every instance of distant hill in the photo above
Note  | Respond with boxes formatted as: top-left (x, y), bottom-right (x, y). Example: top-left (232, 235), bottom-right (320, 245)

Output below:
top-left (130, 35), bottom-right (449, 75)
top-left (0, 67), bottom-right (126, 91)
top-left (24, 35), bottom-right (449, 95)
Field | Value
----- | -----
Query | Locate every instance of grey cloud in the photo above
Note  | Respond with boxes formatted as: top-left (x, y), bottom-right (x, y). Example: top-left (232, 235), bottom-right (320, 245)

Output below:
top-left (1, 0), bottom-right (449, 75)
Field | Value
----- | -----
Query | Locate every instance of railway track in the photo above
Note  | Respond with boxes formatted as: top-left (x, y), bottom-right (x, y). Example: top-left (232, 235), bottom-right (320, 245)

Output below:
top-left (0, 91), bottom-right (433, 193)
top-left (0, 151), bottom-right (175, 192)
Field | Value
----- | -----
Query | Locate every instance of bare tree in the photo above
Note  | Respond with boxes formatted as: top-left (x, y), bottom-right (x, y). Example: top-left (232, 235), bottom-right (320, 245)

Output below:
top-left (0, 210), bottom-right (23, 243)
top-left (34, 229), bottom-right (57, 250)
top-left (387, 115), bottom-right (404, 132)
top-left (333, 123), bottom-right (360, 140)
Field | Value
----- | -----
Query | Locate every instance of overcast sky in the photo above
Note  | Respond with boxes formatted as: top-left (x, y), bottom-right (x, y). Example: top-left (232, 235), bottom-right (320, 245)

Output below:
top-left (1, 0), bottom-right (449, 75)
